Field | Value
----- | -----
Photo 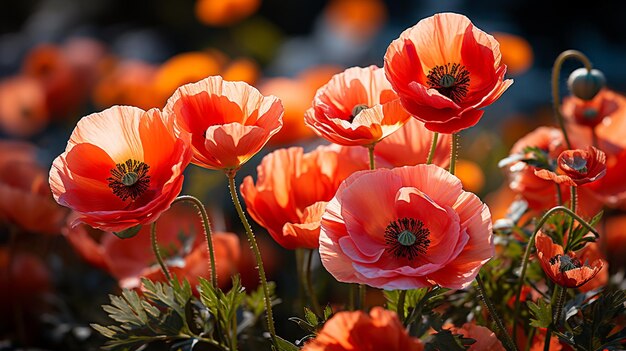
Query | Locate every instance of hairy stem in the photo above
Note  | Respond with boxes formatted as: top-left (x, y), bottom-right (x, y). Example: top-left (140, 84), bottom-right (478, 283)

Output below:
top-left (426, 132), bottom-right (440, 165)
top-left (449, 133), bottom-right (459, 175)
top-left (476, 274), bottom-right (518, 351)
top-left (150, 221), bottom-right (172, 281)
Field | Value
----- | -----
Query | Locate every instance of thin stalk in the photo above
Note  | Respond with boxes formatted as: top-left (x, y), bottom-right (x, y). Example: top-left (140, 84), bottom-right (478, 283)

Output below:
top-left (295, 249), bottom-right (306, 309)
top-left (231, 312), bottom-right (238, 351)
top-left (150, 221), bottom-right (172, 281)
top-left (367, 144), bottom-right (376, 170)
top-left (348, 285), bottom-right (355, 311)
top-left (555, 184), bottom-right (563, 206)
top-left (476, 274), bottom-right (518, 351)
top-left (524, 327), bottom-right (536, 351)
top-left (304, 249), bottom-right (323, 316)
top-left (449, 133), bottom-right (459, 175)
top-left (512, 205), bottom-right (599, 340)
top-left (397, 290), bottom-right (407, 322)
top-left (426, 132), bottom-right (440, 165)
top-left (358, 285), bottom-right (366, 310)
top-left (227, 172), bottom-right (277, 346)
top-left (564, 186), bottom-right (577, 250)
top-left (552, 50), bottom-right (593, 149)
top-left (173, 195), bottom-right (218, 288)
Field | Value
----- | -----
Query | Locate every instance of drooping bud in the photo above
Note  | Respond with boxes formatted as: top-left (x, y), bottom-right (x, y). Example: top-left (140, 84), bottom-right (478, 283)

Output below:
top-left (567, 68), bottom-right (606, 101)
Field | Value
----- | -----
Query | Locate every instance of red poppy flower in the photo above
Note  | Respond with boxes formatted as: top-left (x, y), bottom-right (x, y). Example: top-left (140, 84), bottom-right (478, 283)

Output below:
top-left (534, 146), bottom-right (606, 186)
top-left (384, 12), bottom-right (513, 133)
top-left (451, 322), bottom-right (506, 351)
top-left (240, 145), bottom-right (366, 249)
top-left (562, 88), bottom-right (619, 129)
top-left (64, 206), bottom-right (240, 290)
top-left (0, 76), bottom-right (48, 137)
top-left (304, 65), bottom-right (411, 146)
top-left (535, 232), bottom-right (603, 288)
top-left (302, 307), bottom-right (424, 351)
top-left (164, 76), bottom-right (283, 171)
top-left (49, 106), bottom-right (192, 232)
top-left (320, 164), bottom-right (494, 290)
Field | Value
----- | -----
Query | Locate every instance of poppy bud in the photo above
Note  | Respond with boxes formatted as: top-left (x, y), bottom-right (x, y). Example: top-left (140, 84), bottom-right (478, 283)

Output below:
top-left (567, 68), bottom-right (606, 101)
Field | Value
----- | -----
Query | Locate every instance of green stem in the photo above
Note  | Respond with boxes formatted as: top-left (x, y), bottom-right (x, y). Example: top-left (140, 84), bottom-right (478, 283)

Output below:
top-left (449, 133), bottom-right (459, 175)
top-left (397, 290), bottom-right (407, 322)
top-left (524, 327), bottom-right (536, 351)
top-left (552, 286), bottom-right (567, 326)
top-left (226, 172), bottom-right (277, 347)
top-left (358, 284), bottom-right (366, 311)
top-left (564, 186), bottom-right (577, 250)
top-left (512, 205), bottom-right (599, 341)
top-left (150, 221), bottom-right (172, 281)
top-left (367, 144), bottom-right (376, 170)
top-left (552, 50), bottom-right (593, 149)
top-left (348, 285), bottom-right (356, 311)
top-left (231, 311), bottom-right (238, 351)
top-left (295, 249), bottom-right (306, 310)
top-left (476, 274), bottom-right (518, 351)
top-left (304, 249), bottom-right (323, 316)
top-left (426, 132), bottom-right (440, 165)
top-left (555, 183), bottom-right (563, 206)
top-left (173, 195), bottom-right (218, 289)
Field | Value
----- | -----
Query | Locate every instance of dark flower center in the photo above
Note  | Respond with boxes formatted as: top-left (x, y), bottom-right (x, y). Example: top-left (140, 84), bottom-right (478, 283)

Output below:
top-left (426, 63), bottom-right (470, 103)
top-left (384, 217), bottom-right (430, 260)
top-left (349, 104), bottom-right (369, 122)
top-left (583, 107), bottom-right (598, 120)
top-left (107, 159), bottom-right (150, 201)
top-left (549, 254), bottom-right (583, 272)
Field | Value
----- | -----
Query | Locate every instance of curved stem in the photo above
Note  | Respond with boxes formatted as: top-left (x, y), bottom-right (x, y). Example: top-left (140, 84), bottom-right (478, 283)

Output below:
top-left (476, 274), bottom-right (518, 351)
top-left (367, 144), bottom-right (376, 170)
top-left (304, 249), bottom-right (323, 316)
top-left (173, 195), bottom-right (217, 288)
top-left (397, 290), bottom-right (407, 322)
top-left (552, 50), bottom-right (593, 149)
top-left (150, 221), bottom-right (172, 281)
top-left (512, 205), bottom-right (599, 340)
top-left (227, 172), bottom-right (277, 346)
top-left (426, 132), bottom-right (440, 165)
top-left (449, 133), bottom-right (459, 175)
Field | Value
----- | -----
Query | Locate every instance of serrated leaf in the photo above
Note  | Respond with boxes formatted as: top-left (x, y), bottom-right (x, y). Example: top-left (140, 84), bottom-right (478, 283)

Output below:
top-left (323, 305), bottom-right (333, 320)
top-left (425, 329), bottom-right (475, 351)
top-left (304, 307), bottom-right (319, 326)
top-left (273, 335), bottom-right (300, 351)
top-left (527, 299), bottom-right (552, 328)
top-left (288, 317), bottom-right (316, 334)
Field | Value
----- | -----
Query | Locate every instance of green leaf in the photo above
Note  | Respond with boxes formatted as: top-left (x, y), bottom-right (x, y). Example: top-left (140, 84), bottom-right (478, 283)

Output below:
top-left (273, 335), bottom-right (300, 351)
top-left (425, 329), bottom-right (475, 351)
top-left (527, 299), bottom-right (552, 328)
top-left (112, 224), bottom-right (142, 239)
top-left (304, 307), bottom-right (319, 326)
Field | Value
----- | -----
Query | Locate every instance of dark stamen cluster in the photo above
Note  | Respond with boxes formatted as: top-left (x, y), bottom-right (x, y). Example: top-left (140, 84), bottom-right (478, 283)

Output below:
top-left (107, 159), bottom-right (150, 201)
top-left (426, 63), bottom-right (470, 103)
top-left (549, 254), bottom-right (584, 272)
top-left (384, 217), bottom-right (430, 260)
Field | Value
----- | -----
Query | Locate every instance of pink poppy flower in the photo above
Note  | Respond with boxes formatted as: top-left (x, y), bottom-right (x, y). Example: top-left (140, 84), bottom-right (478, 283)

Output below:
top-left (319, 164), bottom-right (493, 290)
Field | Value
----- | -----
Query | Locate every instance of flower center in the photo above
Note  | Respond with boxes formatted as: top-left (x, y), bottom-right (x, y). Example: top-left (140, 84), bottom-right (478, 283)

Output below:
top-left (549, 254), bottom-right (583, 272)
top-left (583, 107), bottom-right (598, 120)
top-left (107, 159), bottom-right (150, 201)
top-left (426, 63), bottom-right (470, 103)
top-left (349, 104), bottom-right (369, 122)
top-left (384, 217), bottom-right (430, 260)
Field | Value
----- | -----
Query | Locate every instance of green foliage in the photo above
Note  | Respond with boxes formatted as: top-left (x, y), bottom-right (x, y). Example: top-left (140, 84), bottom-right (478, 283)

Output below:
top-left (244, 281), bottom-right (277, 320)
top-left (112, 225), bottom-right (142, 239)
top-left (424, 329), bottom-right (475, 351)
top-left (527, 298), bottom-right (552, 328)
top-left (521, 146), bottom-right (556, 171)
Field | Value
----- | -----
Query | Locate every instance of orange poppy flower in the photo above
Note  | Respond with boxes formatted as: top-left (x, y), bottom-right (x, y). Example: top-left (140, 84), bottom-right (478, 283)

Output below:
top-left (320, 164), bottom-right (494, 290)
top-left (195, 0), bottom-right (260, 27)
top-left (492, 32), bottom-right (533, 76)
top-left (450, 322), bottom-right (506, 351)
top-left (221, 58), bottom-right (260, 85)
top-left (374, 118), bottom-right (451, 168)
top-left (64, 206), bottom-right (240, 290)
top-left (576, 242), bottom-right (609, 293)
top-left (0, 76), bottom-right (48, 138)
top-left (93, 60), bottom-right (161, 110)
top-left (49, 106), bottom-right (192, 232)
top-left (535, 232), bottom-right (603, 288)
top-left (534, 146), bottom-right (606, 186)
top-left (324, 0), bottom-right (388, 43)
top-left (562, 89), bottom-right (619, 129)
top-left (603, 215), bottom-right (626, 268)
top-left (164, 76), bottom-right (283, 172)
top-left (302, 307), bottom-right (424, 351)
top-left (240, 145), bottom-right (366, 249)
top-left (304, 65), bottom-right (411, 146)
top-left (0, 141), bottom-right (67, 234)
top-left (384, 12), bottom-right (513, 134)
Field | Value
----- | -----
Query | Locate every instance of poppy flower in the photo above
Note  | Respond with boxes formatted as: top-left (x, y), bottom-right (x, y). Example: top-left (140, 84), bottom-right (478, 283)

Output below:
top-left (164, 76), bottom-right (283, 172)
top-left (302, 307), bottom-right (424, 351)
top-left (0, 76), bottom-right (48, 137)
top-left (562, 89), bottom-right (619, 129)
top-left (384, 12), bottom-right (513, 134)
top-left (93, 60), bottom-right (161, 110)
top-left (0, 141), bottom-right (67, 234)
top-left (49, 106), bottom-right (192, 232)
top-left (450, 322), bottom-right (506, 351)
top-left (535, 146), bottom-right (606, 186)
top-left (374, 118), bottom-right (451, 168)
top-left (576, 242), bottom-right (609, 293)
top-left (324, 0), bottom-right (388, 43)
top-left (603, 215), bottom-right (626, 268)
top-left (535, 232), bottom-right (603, 288)
top-left (492, 32), bottom-right (533, 76)
top-left (319, 164), bottom-right (494, 290)
top-left (240, 145), bottom-right (366, 249)
top-left (195, 0), bottom-right (260, 27)
top-left (304, 65), bottom-right (411, 147)
top-left (65, 205), bottom-right (240, 290)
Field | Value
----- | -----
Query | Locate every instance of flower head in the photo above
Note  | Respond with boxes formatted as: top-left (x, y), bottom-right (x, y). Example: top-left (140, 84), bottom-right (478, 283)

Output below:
top-left (241, 145), bottom-right (366, 249)
top-left (320, 164), bottom-right (494, 290)
top-left (49, 106), bottom-right (192, 232)
top-left (304, 65), bottom-right (411, 146)
top-left (384, 12), bottom-right (513, 133)
top-left (302, 307), bottom-right (424, 351)
top-left (535, 232), bottom-right (603, 288)
top-left (164, 76), bottom-right (283, 172)
top-left (534, 146), bottom-right (606, 186)
top-left (562, 88), bottom-right (619, 129)
top-left (450, 322), bottom-right (506, 351)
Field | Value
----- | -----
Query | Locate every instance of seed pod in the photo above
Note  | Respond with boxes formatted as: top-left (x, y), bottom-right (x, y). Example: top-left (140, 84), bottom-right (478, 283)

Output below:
top-left (567, 68), bottom-right (606, 101)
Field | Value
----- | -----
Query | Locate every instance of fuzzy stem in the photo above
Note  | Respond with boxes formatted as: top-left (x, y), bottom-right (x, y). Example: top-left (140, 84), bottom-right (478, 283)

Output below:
top-left (150, 221), bottom-right (172, 281)
top-left (227, 172), bottom-right (277, 347)
top-left (397, 290), bottom-right (407, 322)
top-left (173, 195), bottom-right (218, 288)
top-left (476, 274), bottom-right (518, 351)
top-left (552, 50), bottom-right (593, 149)
top-left (426, 132), bottom-right (440, 165)
top-left (449, 133), bottom-right (459, 175)
top-left (304, 249), bottom-right (323, 316)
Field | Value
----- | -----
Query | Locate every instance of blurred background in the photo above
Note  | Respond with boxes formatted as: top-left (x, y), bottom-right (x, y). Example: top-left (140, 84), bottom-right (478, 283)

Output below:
top-left (2, 0), bottom-right (626, 349)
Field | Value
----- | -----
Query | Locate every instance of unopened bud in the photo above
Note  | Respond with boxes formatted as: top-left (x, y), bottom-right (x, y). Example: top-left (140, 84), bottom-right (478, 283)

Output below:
top-left (567, 68), bottom-right (606, 101)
